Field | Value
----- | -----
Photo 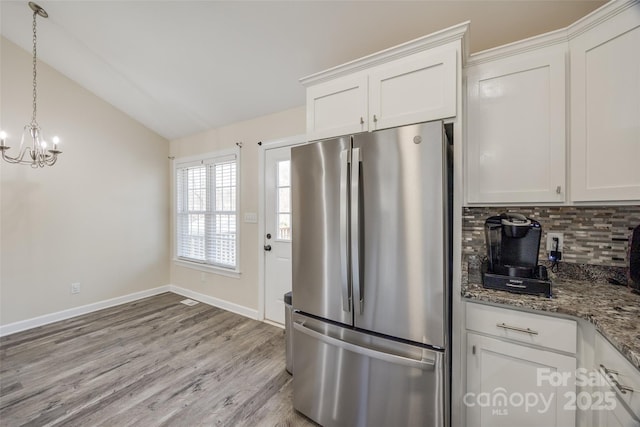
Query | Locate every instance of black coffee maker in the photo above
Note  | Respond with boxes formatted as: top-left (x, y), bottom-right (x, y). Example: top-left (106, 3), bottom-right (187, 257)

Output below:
top-left (482, 213), bottom-right (552, 297)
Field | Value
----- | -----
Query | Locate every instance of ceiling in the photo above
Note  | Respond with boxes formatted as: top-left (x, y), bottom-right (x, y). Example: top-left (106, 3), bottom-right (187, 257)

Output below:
top-left (0, 0), bottom-right (605, 141)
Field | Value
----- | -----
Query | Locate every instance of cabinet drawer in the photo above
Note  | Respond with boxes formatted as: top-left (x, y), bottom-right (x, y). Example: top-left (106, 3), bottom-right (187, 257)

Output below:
top-left (595, 333), bottom-right (640, 417)
top-left (466, 302), bottom-right (577, 354)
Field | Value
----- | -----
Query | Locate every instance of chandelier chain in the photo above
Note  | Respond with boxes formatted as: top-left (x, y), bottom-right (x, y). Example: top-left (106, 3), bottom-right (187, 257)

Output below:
top-left (31, 9), bottom-right (38, 126)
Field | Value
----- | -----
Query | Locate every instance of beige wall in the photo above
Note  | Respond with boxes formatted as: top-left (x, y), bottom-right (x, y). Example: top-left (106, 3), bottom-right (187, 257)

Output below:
top-left (170, 106), bottom-right (305, 312)
top-left (0, 37), bottom-right (170, 325)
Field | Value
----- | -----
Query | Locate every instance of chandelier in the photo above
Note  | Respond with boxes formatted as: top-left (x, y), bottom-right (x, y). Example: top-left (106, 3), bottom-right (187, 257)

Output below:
top-left (0, 2), bottom-right (62, 168)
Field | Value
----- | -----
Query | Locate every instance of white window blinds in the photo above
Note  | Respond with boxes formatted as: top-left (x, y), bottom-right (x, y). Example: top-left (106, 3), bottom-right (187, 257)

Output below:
top-left (176, 154), bottom-right (237, 269)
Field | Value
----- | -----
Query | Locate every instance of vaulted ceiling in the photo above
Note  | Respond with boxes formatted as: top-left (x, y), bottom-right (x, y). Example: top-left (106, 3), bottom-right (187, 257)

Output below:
top-left (1, 1), bottom-right (605, 140)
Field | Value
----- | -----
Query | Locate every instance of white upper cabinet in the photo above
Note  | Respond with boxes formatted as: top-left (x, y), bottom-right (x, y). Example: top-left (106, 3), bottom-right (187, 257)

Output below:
top-left (369, 48), bottom-right (457, 131)
top-left (464, 0), bottom-right (640, 205)
top-left (466, 43), bottom-right (567, 204)
top-left (306, 73), bottom-right (368, 141)
top-left (301, 22), bottom-right (468, 141)
top-left (569, 2), bottom-right (640, 202)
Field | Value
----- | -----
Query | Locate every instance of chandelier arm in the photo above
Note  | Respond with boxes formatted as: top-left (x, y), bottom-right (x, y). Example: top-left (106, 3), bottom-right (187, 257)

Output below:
top-left (45, 155), bottom-right (58, 167)
top-left (1, 144), bottom-right (33, 164)
top-left (1, 151), bottom-right (34, 165)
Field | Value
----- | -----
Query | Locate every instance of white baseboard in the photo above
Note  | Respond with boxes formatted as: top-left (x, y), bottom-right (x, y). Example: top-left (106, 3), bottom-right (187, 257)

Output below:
top-left (0, 285), bottom-right (260, 337)
top-left (263, 319), bottom-right (285, 330)
top-left (0, 286), bottom-right (172, 337)
top-left (167, 285), bottom-right (259, 320)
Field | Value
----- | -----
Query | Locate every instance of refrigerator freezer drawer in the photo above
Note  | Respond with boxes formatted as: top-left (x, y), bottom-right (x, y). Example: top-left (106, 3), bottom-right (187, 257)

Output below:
top-left (293, 313), bottom-right (445, 427)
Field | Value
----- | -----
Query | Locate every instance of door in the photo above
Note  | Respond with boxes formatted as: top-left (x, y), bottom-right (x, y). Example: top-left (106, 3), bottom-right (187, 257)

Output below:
top-left (466, 46), bottom-right (566, 204)
top-left (570, 9), bottom-right (640, 201)
top-left (264, 146), bottom-right (293, 324)
top-left (593, 370), bottom-right (640, 427)
top-left (466, 332), bottom-right (576, 427)
top-left (291, 136), bottom-right (352, 326)
top-left (369, 48), bottom-right (457, 131)
top-left (353, 122), bottom-right (447, 347)
top-left (306, 73), bottom-right (368, 141)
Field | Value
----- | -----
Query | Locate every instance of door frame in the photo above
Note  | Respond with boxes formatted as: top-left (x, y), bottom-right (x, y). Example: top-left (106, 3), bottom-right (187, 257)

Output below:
top-left (258, 134), bottom-right (307, 324)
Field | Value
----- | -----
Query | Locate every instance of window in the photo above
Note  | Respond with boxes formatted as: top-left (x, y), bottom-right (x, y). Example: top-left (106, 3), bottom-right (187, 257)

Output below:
top-left (175, 151), bottom-right (238, 271)
top-left (277, 160), bottom-right (291, 240)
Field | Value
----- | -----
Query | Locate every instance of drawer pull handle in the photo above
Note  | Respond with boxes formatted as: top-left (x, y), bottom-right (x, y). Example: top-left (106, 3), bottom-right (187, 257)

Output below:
top-left (600, 364), bottom-right (619, 375)
top-left (600, 364), bottom-right (635, 394)
top-left (496, 323), bottom-right (539, 335)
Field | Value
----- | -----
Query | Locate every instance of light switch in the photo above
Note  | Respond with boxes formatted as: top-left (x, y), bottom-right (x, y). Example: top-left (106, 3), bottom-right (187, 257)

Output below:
top-left (244, 212), bottom-right (258, 223)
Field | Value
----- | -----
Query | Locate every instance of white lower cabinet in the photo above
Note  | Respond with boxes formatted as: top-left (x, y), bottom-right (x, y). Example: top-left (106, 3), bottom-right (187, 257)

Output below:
top-left (600, 406), bottom-right (639, 427)
top-left (593, 369), bottom-right (639, 427)
top-left (465, 303), bottom-right (577, 427)
top-left (593, 333), bottom-right (640, 427)
top-left (466, 333), bottom-right (577, 427)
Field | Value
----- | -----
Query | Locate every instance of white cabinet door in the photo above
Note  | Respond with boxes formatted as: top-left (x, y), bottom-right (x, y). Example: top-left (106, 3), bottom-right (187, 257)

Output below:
top-left (369, 48), bottom-right (457, 131)
top-left (592, 370), bottom-right (640, 427)
top-left (466, 46), bottom-right (566, 204)
top-left (306, 73), bottom-right (368, 141)
top-left (570, 7), bottom-right (640, 202)
top-left (600, 406), bottom-right (640, 427)
top-left (466, 333), bottom-right (577, 427)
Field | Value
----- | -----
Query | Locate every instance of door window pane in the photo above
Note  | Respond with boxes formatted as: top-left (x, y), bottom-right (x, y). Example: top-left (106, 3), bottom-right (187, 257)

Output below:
top-left (277, 160), bottom-right (291, 241)
top-left (278, 214), bottom-right (291, 241)
top-left (278, 160), bottom-right (290, 186)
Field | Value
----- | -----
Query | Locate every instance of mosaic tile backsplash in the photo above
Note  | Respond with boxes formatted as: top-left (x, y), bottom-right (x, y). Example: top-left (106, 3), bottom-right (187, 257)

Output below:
top-left (462, 206), bottom-right (640, 268)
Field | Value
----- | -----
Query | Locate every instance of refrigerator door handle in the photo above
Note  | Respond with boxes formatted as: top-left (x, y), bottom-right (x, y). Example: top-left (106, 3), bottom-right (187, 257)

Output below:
top-left (350, 147), bottom-right (363, 314)
top-left (339, 149), bottom-right (351, 312)
top-left (294, 321), bottom-right (435, 370)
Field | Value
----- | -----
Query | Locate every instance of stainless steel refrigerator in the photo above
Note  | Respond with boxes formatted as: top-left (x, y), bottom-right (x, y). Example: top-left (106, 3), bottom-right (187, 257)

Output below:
top-left (291, 121), bottom-right (452, 427)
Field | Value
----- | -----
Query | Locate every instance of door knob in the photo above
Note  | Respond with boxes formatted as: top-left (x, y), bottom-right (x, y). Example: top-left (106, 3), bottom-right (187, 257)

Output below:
top-left (264, 244), bottom-right (272, 251)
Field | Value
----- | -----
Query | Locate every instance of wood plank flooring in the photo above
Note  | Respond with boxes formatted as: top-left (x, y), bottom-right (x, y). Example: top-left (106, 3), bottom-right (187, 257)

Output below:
top-left (0, 292), bottom-right (316, 426)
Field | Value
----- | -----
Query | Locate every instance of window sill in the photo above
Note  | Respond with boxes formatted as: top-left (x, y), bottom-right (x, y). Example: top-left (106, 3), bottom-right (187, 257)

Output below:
top-left (173, 259), bottom-right (241, 279)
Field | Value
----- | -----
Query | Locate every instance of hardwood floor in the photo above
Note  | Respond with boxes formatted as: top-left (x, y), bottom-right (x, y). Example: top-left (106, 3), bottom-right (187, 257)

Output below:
top-left (0, 292), bottom-right (316, 426)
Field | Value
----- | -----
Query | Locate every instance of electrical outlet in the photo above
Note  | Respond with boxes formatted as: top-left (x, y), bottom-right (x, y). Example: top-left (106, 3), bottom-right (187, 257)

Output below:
top-left (546, 232), bottom-right (564, 252)
top-left (71, 282), bottom-right (81, 294)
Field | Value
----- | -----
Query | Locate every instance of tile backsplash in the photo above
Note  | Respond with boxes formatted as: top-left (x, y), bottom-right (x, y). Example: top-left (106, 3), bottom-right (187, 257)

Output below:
top-left (463, 206), bottom-right (640, 268)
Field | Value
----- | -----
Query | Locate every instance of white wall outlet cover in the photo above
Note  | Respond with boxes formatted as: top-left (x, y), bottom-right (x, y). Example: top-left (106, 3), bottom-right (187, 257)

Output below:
top-left (71, 283), bottom-right (81, 294)
top-left (244, 212), bottom-right (258, 223)
top-left (546, 232), bottom-right (564, 252)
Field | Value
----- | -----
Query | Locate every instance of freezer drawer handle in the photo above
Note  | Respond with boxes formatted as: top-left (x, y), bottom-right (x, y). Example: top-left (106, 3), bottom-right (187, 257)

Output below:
top-left (293, 321), bottom-right (435, 371)
top-left (496, 323), bottom-right (539, 335)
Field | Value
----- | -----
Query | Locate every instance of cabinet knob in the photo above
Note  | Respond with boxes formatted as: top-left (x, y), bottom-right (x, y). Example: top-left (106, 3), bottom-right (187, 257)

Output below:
top-left (556, 185), bottom-right (562, 194)
top-left (360, 117), bottom-right (364, 125)
top-left (373, 114), bottom-right (378, 123)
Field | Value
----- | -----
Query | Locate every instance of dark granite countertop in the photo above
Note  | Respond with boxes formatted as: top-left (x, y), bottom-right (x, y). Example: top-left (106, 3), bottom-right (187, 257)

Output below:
top-left (461, 261), bottom-right (640, 371)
